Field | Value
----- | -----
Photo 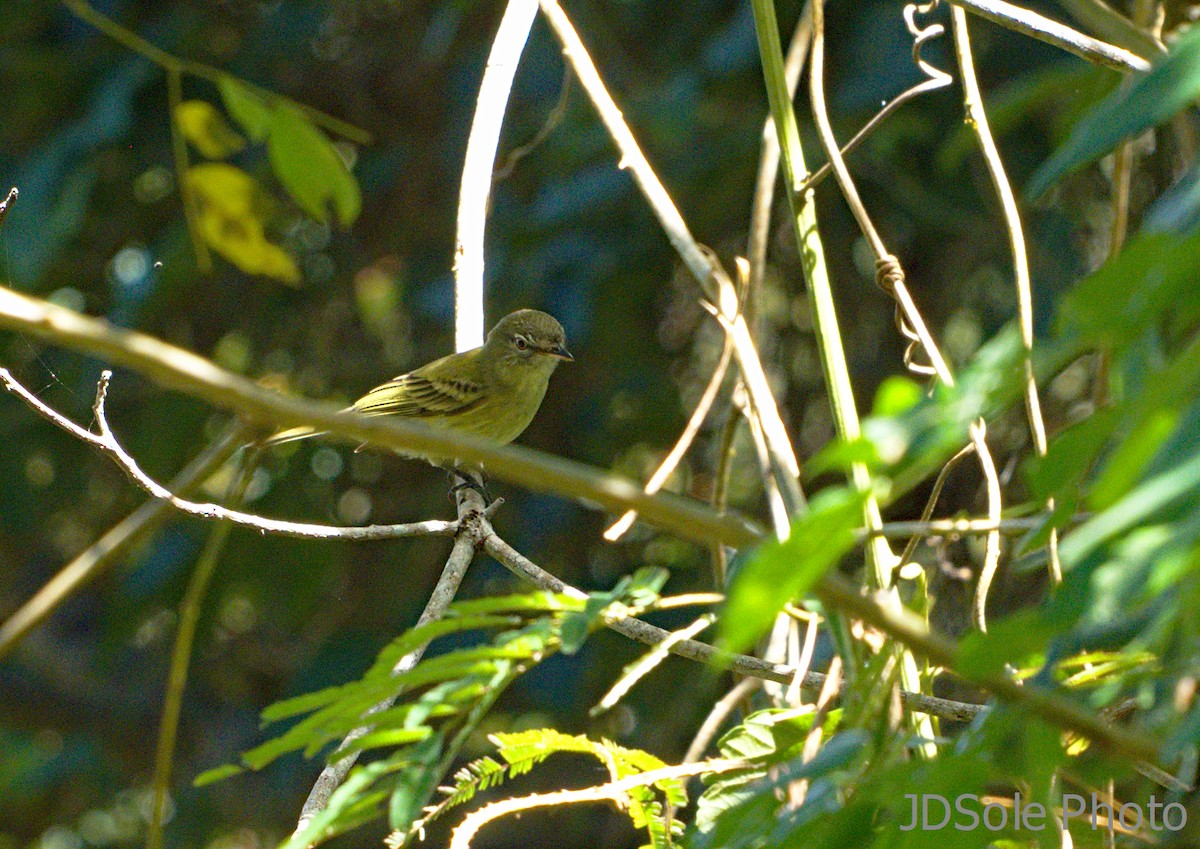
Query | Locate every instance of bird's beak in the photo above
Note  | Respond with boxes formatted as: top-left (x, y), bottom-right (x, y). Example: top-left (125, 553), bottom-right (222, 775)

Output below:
top-left (546, 344), bottom-right (573, 362)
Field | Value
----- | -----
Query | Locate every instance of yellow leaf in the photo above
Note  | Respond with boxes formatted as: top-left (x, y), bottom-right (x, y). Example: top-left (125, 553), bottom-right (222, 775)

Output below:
top-left (187, 164), bottom-right (301, 284)
top-left (175, 100), bottom-right (246, 159)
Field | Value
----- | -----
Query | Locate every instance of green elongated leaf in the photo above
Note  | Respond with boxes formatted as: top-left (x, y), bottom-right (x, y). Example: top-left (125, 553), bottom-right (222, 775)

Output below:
top-left (956, 610), bottom-right (1054, 680)
top-left (331, 727), bottom-right (431, 763)
top-left (192, 763), bottom-right (243, 787)
top-left (260, 679), bottom-right (357, 723)
top-left (1059, 447), bottom-right (1200, 567)
top-left (1024, 408), bottom-right (1121, 502)
top-left (267, 106), bottom-right (361, 226)
top-left (721, 487), bottom-right (867, 654)
top-left (448, 591), bottom-right (582, 616)
top-left (364, 613), bottom-right (523, 679)
top-left (1088, 407), bottom-right (1178, 510)
top-left (217, 77), bottom-right (273, 141)
top-left (1056, 230), bottom-right (1200, 350)
top-left (1029, 26), bottom-right (1200, 196)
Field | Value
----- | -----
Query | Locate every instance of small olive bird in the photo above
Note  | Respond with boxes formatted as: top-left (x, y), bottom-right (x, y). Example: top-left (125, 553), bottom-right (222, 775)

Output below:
top-left (265, 310), bottom-right (572, 477)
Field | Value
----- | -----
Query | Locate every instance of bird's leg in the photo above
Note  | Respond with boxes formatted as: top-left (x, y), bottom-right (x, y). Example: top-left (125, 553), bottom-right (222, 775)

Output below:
top-left (447, 468), bottom-right (491, 504)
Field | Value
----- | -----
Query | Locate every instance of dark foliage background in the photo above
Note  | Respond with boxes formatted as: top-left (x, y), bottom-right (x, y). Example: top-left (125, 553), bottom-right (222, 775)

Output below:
top-left (0, 1), bottom-right (1130, 847)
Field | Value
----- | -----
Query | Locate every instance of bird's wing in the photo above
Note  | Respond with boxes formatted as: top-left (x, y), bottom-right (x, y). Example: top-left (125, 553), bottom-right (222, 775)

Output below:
top-left (352, 350), bottom-right (488, 419)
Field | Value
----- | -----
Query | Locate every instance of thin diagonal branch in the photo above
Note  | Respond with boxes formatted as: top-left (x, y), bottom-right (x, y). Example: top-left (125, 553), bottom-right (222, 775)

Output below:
top-left (0, 368), bottom-right (457, 542)
top-left (949, 7), bottom-right (1059, 600)
top-left (0, 284), bottom-right (763, 548)
top-left (294, 483), bottom-right (489, 836)
top-left (538, 0), bottom-right (805, 518)
top-left (0, 420), bottom-right (248, 660)
top-left (950, 0), bottom-right (1151, 71)
top-left (604, 328), bottom-right (734, 541)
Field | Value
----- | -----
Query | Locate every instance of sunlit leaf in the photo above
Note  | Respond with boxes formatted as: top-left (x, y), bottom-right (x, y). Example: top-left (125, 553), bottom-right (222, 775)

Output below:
top-left (186, 163), bottom-right (300, 284)
top-left (174, 99), bottom-right (245, 159)
top-left (218, 76), bottom-right (273, 141)
top-left (721, 487), bottom-right (867, 654)
top-left (267, 105), bottom-right (361, 226)
top-left (192, 763), bottom-right (243, 787)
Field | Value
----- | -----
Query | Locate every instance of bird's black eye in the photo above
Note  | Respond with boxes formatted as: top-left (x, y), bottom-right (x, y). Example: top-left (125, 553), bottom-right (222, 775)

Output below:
top-left (514, 335), bottom-right (529, 350)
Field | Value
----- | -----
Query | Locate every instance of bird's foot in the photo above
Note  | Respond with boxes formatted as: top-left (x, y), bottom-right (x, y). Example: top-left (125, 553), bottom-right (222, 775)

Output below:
top-left (448, 471), bottom-right (491, 505)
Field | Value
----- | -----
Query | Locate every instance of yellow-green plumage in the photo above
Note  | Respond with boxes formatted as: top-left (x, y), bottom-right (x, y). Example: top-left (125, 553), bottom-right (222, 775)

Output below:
top-left (266, 309), bottom-right (571, 461)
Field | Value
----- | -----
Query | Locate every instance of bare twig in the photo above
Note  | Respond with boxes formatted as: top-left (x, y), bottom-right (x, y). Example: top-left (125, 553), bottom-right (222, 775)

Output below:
top-left (0, 187), bottom-right (18, 229)
top-left (1056, 0), bottom-right (1164, 59)
top-left (949, 7), bottom-right (1055, 610)
top-left (797, 3), bottom-right (953, 195)
top-left (493, 65), bottom-right (572, 182)
top-left (897, 443), bottom-right (975, 568)
top-left (970, 421), bottom-right (1003, 631)
top-left (481, 525), bottom-right (984, 723)
top-left (148, 451), bottom-right (257, 849)
top-left (604, 329), bottom-right (734, 541)
top-left (449, 758), bottom-right (750, 849)
top-left (0, 369), bottom-right (457, 542)
top-left (683, 677), bottom-right (761, 766)
top-left (538, 0), bottom-right (805, 518)
top-left (295, 483), bottom-right (489, 836)
top-left (950, 0), bottom-right (1151, 72)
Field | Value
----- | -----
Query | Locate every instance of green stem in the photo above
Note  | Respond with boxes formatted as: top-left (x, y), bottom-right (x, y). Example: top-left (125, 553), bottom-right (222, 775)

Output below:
top-left (60, 0), bottom-right (372, 144)
top-left (748, 0), bottom-right (891, 583)
top-left (147, 450), bottom-right (259, 849)
top-left (166, 67), bottom-right (211, 273)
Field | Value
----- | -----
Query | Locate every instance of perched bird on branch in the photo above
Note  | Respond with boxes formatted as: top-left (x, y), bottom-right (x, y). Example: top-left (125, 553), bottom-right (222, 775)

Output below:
top-left (265, 310), bottom-right (572, 481)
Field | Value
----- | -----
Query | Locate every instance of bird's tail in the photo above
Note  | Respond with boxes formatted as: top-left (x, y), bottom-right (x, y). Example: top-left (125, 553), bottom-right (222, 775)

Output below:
top-left (262, 425), bottom-right (326, 447)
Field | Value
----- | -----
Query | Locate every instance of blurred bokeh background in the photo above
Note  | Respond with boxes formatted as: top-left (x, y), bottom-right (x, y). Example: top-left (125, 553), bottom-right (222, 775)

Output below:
top-left (0, 0), bottom-right (1140, 846)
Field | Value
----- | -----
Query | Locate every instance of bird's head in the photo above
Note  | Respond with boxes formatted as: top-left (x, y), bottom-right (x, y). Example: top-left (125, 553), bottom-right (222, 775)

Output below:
top-left (485, 310), bottom-right (573, 373)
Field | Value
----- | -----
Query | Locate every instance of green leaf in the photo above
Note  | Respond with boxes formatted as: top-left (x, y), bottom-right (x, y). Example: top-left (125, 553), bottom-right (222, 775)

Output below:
top-left (174, 100), bottom-right (245, 159)
top-left (192, 763), bottom-right (244, 787)
top-left (387, 735), bottom-right (445, 831)
top-left (1024, 408), bottom-right (1120, 502)
top-left (217, 77), bottom-right (273, 141)
top-left (1056, 231), bottom-right (1200, 350)
top-left (957, 610), bottom-right (1054, 680)
top-left (267, 106), bottom-right (361, 226)
top-left (1059, 448), bottom-right (1200, 568)
top-left (330, 727), bottom-right (431, 761)
top-left (1029, 26), bottom-right (1200, 196)
top-left (721, 487), bottom-right (867, 653)
top-left (872, 375), bottom-right (924, 417)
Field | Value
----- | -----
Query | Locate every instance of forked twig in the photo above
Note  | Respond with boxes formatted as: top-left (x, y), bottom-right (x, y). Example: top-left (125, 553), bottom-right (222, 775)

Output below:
top-left (0, 368), bottom-right (457, 542)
